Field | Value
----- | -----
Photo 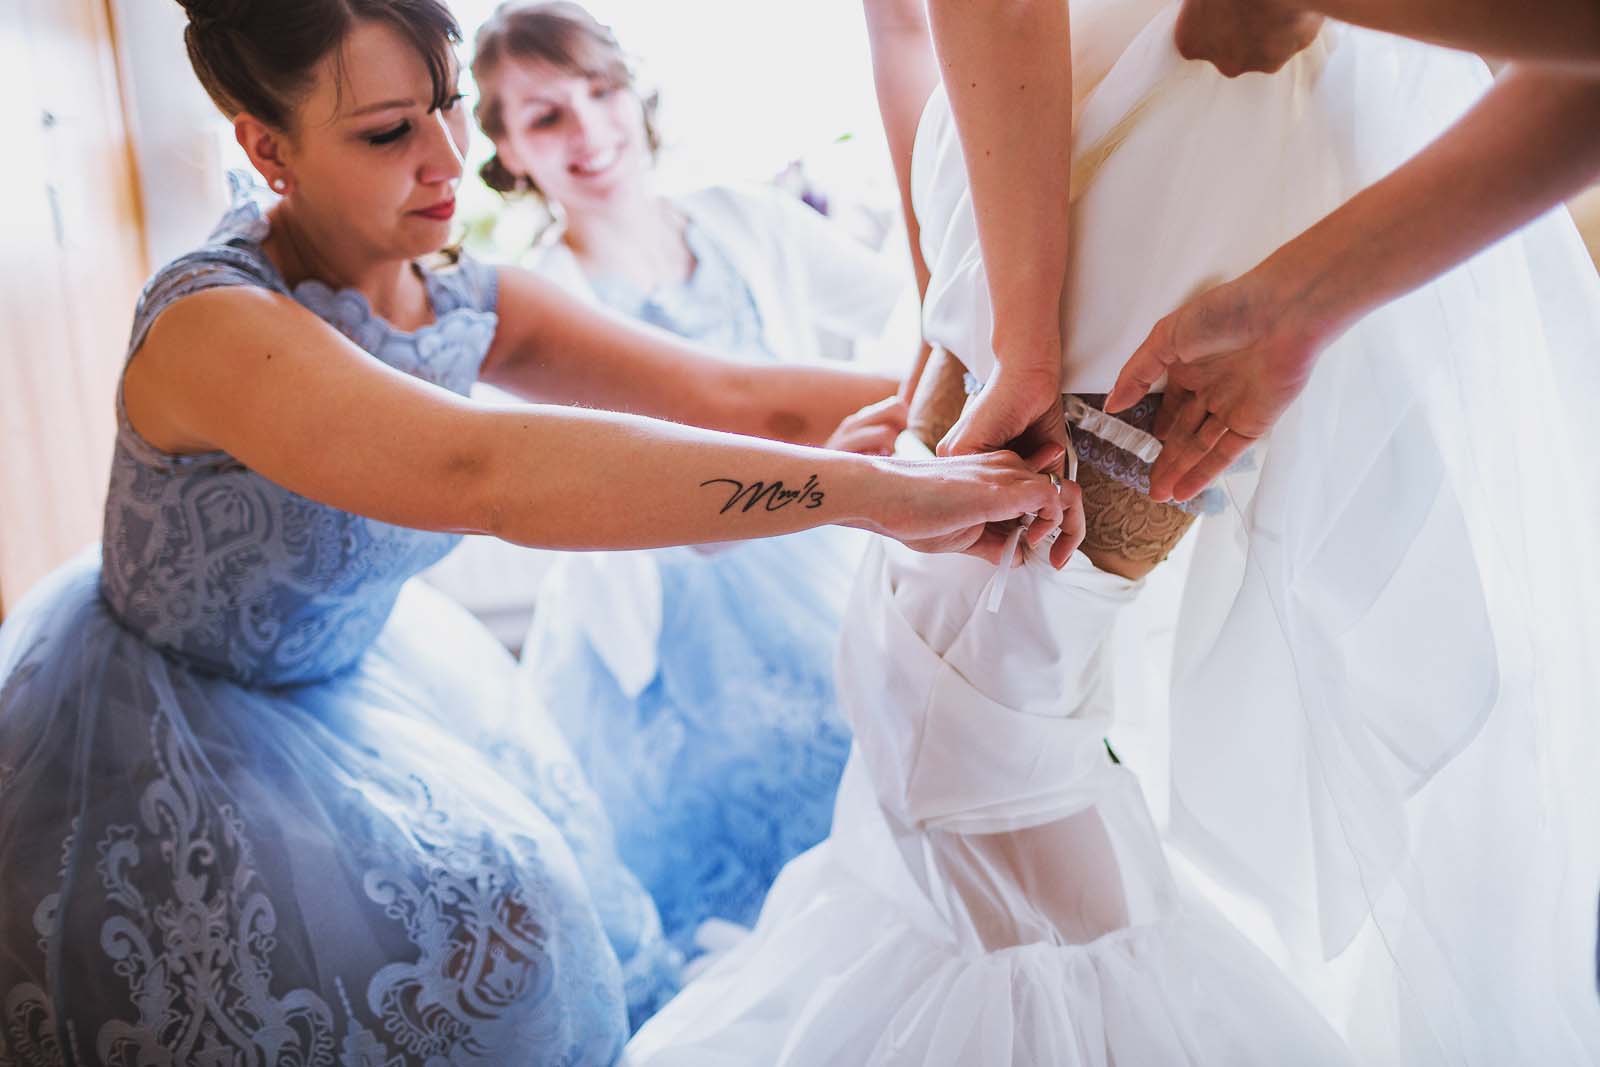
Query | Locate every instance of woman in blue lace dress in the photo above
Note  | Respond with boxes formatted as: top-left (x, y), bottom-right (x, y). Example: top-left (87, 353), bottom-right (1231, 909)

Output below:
top-left (466, 2), bottom-right (912, 962)
top-left (0, 2), bottom-right (1072, 1064)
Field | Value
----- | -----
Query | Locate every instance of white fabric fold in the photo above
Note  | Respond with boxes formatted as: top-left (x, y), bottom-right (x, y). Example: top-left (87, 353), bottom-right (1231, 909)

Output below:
top-left (844, 542), bottom-right (1140, 835)
top-left (626, 537), bottom-right (1354, 1066)
top-left (541, 549), bottom-right (665, 699)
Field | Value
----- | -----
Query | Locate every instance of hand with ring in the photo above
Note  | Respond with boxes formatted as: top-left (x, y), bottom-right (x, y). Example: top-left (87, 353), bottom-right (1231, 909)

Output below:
top-left (1105, 258), bottom-right (1338, 503)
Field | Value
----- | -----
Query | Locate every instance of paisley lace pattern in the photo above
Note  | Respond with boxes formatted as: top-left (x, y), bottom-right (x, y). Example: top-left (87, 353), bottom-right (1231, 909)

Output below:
top-left (482, 736), bottom-right (684, 1028)
top-left (4, 702), bottom-right (624, 1067)
top-left (89, 713), bottom-right (344, 1067)
top-left (3, 813), bottom-right (69, 1067)
top-left (100, 455), bottom-right (462, 687)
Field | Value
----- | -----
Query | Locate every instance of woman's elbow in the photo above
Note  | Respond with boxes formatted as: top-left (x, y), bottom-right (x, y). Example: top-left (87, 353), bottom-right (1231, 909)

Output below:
top-left (430, 421), bottom-right (522, 540)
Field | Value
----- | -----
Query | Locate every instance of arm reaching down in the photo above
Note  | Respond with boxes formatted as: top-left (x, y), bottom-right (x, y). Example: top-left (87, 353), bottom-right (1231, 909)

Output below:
top-left (924, 0), bottom-right (1073, 470)
top-left (481, 265), bottom-right (899, 448)
top-left (863, 0), bottom-right (942, 400)
top-left (826, 394), bottom-right (911, 457)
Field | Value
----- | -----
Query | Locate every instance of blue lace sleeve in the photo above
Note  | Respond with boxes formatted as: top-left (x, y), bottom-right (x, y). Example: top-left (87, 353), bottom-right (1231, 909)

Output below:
top-left (116, 203), bottom-right (286, 470)
top-left (125, 245), bottom-right (284, 361)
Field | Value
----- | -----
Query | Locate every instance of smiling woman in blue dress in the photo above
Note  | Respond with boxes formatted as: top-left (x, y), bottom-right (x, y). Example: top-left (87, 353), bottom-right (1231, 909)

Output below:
top-left (0, 1), bottom-right (1071, 1062)
top-left (467, 0), bottom-right (918, 965)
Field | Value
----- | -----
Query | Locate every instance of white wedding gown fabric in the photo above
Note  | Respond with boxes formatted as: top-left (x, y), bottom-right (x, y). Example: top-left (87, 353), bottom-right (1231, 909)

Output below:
top-left (626, 546), bottom-right (1356, 1066)
top-left (628, 3), bottom-right (1600, 1064)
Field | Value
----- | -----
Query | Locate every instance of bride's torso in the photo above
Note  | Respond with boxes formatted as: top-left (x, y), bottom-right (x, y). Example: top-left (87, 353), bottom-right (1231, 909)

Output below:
top-left (912, 1), bottom-right (1361, 394)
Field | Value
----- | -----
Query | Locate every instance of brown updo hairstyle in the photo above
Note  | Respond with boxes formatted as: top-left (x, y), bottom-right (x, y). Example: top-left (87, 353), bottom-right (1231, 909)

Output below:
top-left (175, 0), bottom-right (461, 128)
top-left (471, 1), bottom-right (662, 199)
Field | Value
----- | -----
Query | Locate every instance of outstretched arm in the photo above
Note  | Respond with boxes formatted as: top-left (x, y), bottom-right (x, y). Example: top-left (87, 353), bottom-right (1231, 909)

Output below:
top-left (1276, 0), bottom-right (1600, 66)
top-left (1109, 64), bottom-right (1600, 501)
top-left (481, 266), bottom-right (898, 448)
top-left (922, 0), bottom-right (1074, 474)
top-left (127, 285), bottom-right (1068, 556)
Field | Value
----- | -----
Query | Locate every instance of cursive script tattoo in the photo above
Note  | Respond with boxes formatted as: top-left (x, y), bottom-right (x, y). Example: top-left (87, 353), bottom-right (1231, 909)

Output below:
top-left (700, 473), bottom-right (826, 515)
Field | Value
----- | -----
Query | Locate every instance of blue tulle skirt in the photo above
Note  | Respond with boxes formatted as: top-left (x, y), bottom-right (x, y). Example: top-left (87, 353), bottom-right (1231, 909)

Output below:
top-left (522, 528), bottom-right (863, 959)
top-left (0, 549), bottom-right (680, 1066)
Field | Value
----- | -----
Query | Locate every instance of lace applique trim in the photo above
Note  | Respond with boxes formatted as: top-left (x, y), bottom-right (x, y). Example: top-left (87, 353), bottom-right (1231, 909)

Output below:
top-left (1066, 395), bottom-right (1225, 516)
top-left (1063, 395), bottom-right (1161, 464)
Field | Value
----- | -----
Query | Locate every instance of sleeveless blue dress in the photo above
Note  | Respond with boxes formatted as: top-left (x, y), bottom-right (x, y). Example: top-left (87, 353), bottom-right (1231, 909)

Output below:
top-left (522, 221), bottom-right (859, 960)
top-left (0, 196), bottom-right (679, 1067)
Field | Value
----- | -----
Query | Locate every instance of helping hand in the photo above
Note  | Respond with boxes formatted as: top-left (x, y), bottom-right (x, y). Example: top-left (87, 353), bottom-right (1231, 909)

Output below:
top-left (1106, 269), bottom-right (1330, 503)
top-left (887, 443), bottom-right (1085, 566)
top-left (935, 362), bottom-right (1078, 568)
top-left (824, 395), bottom-right (910, 456)
top-left (937, 360), bottom-right (1068, 470)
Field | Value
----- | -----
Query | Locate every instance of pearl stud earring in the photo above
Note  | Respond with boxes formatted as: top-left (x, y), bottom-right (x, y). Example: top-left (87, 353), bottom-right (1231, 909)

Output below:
top-left (272, 177), bottom-right (287, 192)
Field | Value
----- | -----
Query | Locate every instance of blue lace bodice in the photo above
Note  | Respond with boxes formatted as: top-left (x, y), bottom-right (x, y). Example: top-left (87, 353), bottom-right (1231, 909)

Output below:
top-left (98, 197), bottom-right (499, 687)
top-left (588, 220), bottom-right (770, 361)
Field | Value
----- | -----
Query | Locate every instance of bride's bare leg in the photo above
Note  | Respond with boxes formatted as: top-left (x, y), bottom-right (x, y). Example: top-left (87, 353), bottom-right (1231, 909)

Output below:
top-left (931, 814), bottom-right (1134, 950)
top-left (898, 350), bottom-right (1198, 948)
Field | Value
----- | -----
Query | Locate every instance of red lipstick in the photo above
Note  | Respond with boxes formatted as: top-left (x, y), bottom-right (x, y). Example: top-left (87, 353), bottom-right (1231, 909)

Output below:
top-left (413, 198), bottom-right (455, 221)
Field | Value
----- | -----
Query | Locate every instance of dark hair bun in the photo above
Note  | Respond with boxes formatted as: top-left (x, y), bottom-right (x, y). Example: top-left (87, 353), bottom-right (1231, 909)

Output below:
top-left (175, 0), bottom-right (246, 31)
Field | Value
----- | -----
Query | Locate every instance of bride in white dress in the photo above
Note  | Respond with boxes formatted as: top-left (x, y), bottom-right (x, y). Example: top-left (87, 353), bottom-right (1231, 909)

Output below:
top-left (625, 1), bottom-right (1600, 1063)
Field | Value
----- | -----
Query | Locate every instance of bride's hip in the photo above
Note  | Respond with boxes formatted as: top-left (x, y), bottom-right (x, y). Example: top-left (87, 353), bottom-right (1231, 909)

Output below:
top-left (907, 348), bottom-right (1198, 580)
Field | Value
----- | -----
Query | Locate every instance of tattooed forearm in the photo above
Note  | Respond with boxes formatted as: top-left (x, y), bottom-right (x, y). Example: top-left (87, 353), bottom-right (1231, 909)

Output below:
top-left (700, 474), bottom-right (826, 515)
